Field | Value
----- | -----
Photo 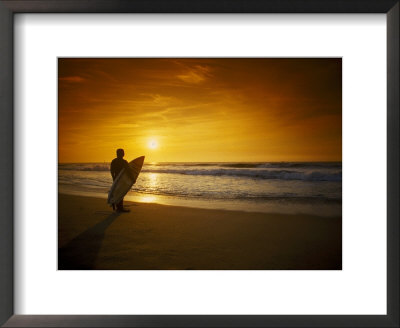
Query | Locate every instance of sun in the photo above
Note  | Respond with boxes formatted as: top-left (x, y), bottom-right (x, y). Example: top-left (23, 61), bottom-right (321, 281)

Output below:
top-left (148, 139), bottom-right (158, 149)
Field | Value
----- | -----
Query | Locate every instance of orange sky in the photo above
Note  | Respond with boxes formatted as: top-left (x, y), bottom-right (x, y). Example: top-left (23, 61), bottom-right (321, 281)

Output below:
top-left (58, 58), bottom-right (341, 163)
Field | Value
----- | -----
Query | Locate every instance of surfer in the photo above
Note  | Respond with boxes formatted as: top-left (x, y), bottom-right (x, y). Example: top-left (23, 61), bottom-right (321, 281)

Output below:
top-left (110, 148), bottom-right (131, 212)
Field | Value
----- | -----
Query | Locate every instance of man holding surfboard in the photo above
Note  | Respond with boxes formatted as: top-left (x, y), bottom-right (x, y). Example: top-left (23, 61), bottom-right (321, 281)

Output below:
top-left (108, 149), bottom-right (145, 213)
top-left (110, 149), bottom-right (131, 212)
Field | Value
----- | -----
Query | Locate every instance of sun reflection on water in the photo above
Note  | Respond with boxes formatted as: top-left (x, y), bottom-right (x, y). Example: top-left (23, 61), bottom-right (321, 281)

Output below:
top-left (148, 172), bottom-right (158, 187)
top-left (137, 195), bottom-right (158, 203)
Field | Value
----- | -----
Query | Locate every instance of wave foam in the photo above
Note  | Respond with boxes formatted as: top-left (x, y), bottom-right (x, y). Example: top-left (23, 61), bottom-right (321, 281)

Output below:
top-left (58, 163), bottom-right (342, 181)
top-left (142, 168), bottom-right (342, 181)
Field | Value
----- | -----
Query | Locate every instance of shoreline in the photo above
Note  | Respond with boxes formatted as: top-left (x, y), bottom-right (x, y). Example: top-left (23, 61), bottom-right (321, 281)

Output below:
top-left (58, 188), bottom-right (342, 217)
top-left (58, 193), bottom-right (342, 270)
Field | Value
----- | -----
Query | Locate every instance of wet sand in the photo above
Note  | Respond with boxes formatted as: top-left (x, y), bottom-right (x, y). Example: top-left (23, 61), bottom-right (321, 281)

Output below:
top-left (58, 193), bottom-right (342, 270)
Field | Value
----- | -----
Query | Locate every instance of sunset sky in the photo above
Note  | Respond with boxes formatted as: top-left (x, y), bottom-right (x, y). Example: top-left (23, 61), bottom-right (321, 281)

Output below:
top-left (58, 58), bottom-right (341, 163)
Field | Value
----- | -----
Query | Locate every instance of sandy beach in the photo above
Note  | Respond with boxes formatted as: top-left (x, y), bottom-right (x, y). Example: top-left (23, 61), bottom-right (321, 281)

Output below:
top-left (58, 193), bottom-right (341, 270)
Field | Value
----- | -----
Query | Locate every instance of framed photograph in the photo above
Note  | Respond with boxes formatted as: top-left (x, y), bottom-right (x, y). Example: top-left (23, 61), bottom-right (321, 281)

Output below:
top-left (57, 57), bottom-right (343, 271)
top-left (1, 1), bottom-right (398, 327)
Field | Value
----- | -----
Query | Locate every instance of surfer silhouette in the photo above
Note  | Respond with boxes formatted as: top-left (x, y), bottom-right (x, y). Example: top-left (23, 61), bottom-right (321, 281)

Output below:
top-left (110, 148), bottom-right (131, 212)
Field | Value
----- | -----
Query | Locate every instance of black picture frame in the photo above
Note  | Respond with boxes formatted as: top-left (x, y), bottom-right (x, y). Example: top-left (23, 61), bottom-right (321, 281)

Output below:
top-left (0, 1), bottom-right (398, 327)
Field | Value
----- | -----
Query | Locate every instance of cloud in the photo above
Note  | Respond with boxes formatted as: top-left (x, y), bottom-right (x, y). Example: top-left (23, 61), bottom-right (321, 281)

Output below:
top-left (59, 76), bottom-right (85, 83)
top-left (117, 123), bottom-right (140, 128)
top-left (177, 65), bottom-right (212, 84)
top-left (149, 94), bottom-right (174, 106)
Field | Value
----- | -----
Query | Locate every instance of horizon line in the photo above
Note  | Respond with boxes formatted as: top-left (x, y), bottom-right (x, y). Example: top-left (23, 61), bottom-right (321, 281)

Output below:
top-left (58, 160), bottom-right (343, 164)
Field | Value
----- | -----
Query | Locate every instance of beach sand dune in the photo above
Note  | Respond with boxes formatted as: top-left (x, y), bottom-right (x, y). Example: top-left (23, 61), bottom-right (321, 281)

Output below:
top-left (58, 194), bottom-right (342, 270)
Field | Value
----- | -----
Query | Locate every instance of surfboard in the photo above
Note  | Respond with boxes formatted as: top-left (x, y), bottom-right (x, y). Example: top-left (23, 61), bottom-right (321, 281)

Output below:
top-left (107, 156), bottom-right (145, 207)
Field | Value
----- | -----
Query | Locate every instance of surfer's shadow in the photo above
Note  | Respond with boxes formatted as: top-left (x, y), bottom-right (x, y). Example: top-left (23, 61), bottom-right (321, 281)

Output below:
top-left (58, 212), bottom-right (121, 270)
top-left (93, 210), bottom-right (114, 215)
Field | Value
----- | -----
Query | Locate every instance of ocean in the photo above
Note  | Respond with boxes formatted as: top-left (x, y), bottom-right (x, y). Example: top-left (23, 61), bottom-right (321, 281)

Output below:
top-left (58, 162), bottom-right (342, 216)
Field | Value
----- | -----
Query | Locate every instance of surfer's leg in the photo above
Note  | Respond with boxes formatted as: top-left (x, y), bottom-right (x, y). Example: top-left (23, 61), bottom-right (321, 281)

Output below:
top-left (116, 199), bottom-right (130, 212)
top-left (116, 200), bottom-right (123, 211)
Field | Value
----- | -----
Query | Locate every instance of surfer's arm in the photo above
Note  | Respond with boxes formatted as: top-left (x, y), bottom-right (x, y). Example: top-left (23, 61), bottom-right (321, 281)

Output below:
top-left (110, 160), bottom-right (116, 180)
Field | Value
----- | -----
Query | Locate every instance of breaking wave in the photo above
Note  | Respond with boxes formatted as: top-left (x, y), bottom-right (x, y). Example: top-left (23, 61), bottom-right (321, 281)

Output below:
top-left (58, 162), bottom-right (342, 182)
top-left (141, 168), bottom-right (341, 181)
